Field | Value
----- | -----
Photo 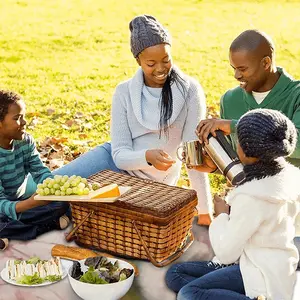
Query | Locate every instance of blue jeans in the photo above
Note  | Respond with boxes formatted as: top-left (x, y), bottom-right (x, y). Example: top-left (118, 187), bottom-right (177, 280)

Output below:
top-left (165, 261), bottom-right (253, 300)
top-left (0, 201), bottom-right (69, 240)
top-left (13, 142), bottom-right (121, 241)
top-left (53, 142), bottom-right (124, 177)
top-left (26, 142), bottom-right (125, 193)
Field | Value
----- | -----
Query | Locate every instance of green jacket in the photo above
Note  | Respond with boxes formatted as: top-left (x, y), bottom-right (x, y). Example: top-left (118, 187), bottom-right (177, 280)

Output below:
top-left (221, 67), bottom-right (300, 167)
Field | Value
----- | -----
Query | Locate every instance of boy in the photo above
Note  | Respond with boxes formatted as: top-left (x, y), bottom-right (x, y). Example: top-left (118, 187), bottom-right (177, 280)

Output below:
top-left (0, 90), bottom-right (70, 249)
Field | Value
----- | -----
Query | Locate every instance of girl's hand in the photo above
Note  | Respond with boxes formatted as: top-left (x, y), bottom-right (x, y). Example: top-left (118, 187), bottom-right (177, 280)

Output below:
top-left (146, 149), bottom-right (176, 171)
top-left (187, 148), bottom-right (218, 173)
top-left (213, 194), bottom-right (230, 216)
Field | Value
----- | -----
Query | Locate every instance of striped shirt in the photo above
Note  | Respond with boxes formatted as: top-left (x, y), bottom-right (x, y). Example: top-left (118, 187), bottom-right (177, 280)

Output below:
top-left (0, 133), bottom-right (52, 220)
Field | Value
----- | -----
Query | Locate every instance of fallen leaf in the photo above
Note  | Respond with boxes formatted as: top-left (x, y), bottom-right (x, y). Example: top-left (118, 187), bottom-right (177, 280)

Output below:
top-left (40, 137), bottom-right (69, 147)
top-left (71, 140), bottom-right (88, 146)
top-left (47, 108), bottom-right (55, 115)
top-left (83, 123), bottom-right (93, 129)
top-left (50, 144), bottom-right (64, 152)
top-left (61, 124), bottom-right (70, 130)
top-left (49, 158), bottom-right (65, 170)
top-left (48, 151), bottom-right (64, 160)
top-left (78, 133), bottom-right (88, 139)
top-left (27, 117), bottom-right (39, 130)
top-left (37, 136), bottom-right (91, 170)
top-left (26, 112), bottom-right (41, 117)
top-left (74, 112), bottom-right (84, 118)
top-left (65, 120), bottom-right (75, 127)
top-left (74, 119), bottom-right (82, 125)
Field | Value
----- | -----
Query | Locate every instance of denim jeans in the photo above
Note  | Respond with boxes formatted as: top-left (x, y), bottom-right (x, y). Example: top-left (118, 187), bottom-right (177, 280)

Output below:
top-left (165, 261), bottom-right (253, 300)
top-left (53, 142), bottom-right (124, 177)
top-left (26, 142), bottom-right (125, 192)
top-left (11, 142), bottom-right (122, 241)
top-left (0, 201), bottom-right (69, 240)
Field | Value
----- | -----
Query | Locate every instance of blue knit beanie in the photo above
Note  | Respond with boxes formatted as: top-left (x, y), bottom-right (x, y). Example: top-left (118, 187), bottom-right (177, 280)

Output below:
top-left (129, 15), bottom-right (171, 58)
top-left (237, 109), bottom-right (297, 160)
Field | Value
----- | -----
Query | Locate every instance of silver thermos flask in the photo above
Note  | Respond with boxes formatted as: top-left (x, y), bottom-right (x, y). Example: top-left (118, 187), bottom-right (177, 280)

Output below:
top-left (204, 131), bottom-right (245, 186)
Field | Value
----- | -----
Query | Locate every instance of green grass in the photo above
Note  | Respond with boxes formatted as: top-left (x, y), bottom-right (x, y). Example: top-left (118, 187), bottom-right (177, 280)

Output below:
top-left (1, 0), bottom-right (300, 191)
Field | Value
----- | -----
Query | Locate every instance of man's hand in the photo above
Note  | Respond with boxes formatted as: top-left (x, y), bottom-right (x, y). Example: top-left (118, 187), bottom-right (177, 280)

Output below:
top-left (196, 118), bottom-right (232, 145)
top-left (213, 194), bottom-right (230, 217)
top-left (146, 149), bottom-right (176, 171)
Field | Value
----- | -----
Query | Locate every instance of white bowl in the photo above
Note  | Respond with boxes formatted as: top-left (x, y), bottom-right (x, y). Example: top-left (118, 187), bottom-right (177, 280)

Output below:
top-left (68, 257), bottom-right (134, 300)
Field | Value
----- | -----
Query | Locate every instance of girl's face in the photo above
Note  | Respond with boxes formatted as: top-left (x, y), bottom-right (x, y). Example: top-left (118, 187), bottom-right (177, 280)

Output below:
top-left (0, 100), bottom-right (27, 148)
top-left (237, 141), bottom-right (259, 165)
top-left (137, 44), bottom-right (172, 88)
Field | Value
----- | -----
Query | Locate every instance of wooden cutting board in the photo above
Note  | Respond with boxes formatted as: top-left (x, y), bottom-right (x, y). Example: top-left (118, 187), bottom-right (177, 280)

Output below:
top-left (51, 244), bottom-right (139, 276)
top-left (34, 186), bottom-right (131, 203)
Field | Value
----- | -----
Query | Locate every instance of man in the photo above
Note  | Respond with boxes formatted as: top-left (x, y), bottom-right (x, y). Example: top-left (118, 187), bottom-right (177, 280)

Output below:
top-left (195, 29), bottom-right (300, 267)
top-left (197, 29), bottom-right (300, 169)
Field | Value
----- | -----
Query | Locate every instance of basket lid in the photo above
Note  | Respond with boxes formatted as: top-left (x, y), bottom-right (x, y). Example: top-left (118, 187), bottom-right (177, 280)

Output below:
top-left (88, 170), bottom-right (197, 218)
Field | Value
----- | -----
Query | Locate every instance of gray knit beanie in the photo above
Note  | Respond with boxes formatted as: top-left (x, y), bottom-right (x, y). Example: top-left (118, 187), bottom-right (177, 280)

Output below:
top-left (129, 15), bottom-right (171, 58)
top-left (237, 109), bottom-right (297, 160)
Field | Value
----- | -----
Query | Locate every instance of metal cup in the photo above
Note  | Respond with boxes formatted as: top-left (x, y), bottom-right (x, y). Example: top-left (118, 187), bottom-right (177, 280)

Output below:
top-left (177, 140), bottom-right (203, 166)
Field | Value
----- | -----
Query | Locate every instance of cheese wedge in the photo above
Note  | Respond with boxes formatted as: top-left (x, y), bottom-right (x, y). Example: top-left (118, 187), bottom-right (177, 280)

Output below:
top-left (89, 184), bottom-right (120, 199)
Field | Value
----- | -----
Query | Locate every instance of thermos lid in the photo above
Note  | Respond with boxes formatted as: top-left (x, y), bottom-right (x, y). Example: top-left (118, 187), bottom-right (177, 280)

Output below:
top-left (231, 172), bottom-right (246, 186)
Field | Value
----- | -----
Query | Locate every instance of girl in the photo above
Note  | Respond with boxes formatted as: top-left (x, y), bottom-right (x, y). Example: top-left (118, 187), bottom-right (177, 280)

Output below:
top-left (165, 109), bottom-right (300, 300)
top-left (52, 15), bottom-right (213, 225)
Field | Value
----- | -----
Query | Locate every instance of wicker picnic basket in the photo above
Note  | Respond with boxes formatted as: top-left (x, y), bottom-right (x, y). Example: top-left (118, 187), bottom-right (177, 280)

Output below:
top-left (66, 170), bottom-right (198, 267)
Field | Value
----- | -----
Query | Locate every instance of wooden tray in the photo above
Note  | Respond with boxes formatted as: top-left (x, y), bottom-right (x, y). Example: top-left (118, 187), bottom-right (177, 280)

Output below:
top-left (34, 186), bottom-right (131, 203)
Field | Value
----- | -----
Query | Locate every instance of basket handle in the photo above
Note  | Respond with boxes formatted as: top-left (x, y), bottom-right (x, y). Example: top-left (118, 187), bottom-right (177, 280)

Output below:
top-left (132, 221), bottom-right (194, 267)
top-left (66, 210), bottom-right (94, 242)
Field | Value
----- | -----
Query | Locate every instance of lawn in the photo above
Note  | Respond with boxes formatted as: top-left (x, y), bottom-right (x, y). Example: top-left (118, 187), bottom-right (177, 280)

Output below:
top-left (0, 0), bottom-right (300, 189)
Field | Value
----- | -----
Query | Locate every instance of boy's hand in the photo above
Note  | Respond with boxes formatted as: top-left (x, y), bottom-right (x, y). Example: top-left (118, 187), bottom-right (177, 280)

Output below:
top-left (146, 149), bottom-right (176, 171)
top-left (213, 194), bottom-right (230, 216)
top-left (15, 195), bottom-right (51, 213)
top-left (29, 194), bottom-right (52, 206)
top-left (34, 199), bottom-right (52, 206)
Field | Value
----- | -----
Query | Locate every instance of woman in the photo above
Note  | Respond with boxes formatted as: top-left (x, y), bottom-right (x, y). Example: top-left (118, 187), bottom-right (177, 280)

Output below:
top-left (165, 109), bottom-right (300, 300)
top-left (54, 15), bottom-right (212, 225)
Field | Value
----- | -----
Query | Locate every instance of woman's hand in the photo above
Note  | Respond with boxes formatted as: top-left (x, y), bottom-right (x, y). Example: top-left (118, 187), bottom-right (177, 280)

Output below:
top-left (146, 149), bottom-right (176, 171)
top-left (213, 194), bottom-right (230, 217)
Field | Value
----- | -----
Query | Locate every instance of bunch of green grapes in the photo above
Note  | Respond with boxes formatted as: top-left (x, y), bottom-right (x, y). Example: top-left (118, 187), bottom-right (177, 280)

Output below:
top-left (36, 175), bottom-right (100, 196)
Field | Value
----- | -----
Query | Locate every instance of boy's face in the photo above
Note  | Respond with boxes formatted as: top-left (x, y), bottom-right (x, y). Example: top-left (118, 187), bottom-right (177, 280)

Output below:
top-left (0, 100), bottom-right (27, 141)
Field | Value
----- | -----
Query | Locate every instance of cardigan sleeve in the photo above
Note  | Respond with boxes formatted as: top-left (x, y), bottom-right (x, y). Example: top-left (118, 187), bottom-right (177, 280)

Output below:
top-left (111, 85), bottom-right (151, 171)
top-left (181, 79), bottom-right (206, 142)
top-left (181, 80), bottom-right (212, 214)
top-left (209, 194), bottom-right (266, 264)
